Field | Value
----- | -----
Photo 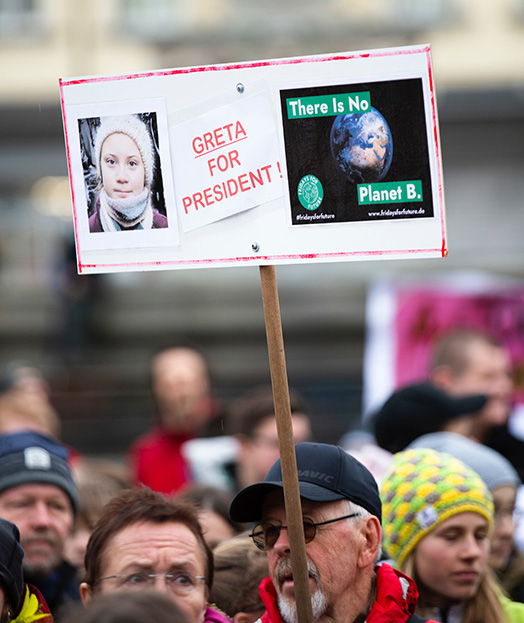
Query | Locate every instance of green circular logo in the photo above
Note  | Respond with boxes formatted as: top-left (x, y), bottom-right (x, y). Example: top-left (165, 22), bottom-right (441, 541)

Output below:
top-left (297, 175), bottom-right (324, 211)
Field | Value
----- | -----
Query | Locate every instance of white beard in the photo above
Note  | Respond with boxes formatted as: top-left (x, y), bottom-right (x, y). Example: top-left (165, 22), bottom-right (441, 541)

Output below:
top-left (277, 588), bottom-right (327, 623)
top-left (274, 558), bottom-right (328, 623)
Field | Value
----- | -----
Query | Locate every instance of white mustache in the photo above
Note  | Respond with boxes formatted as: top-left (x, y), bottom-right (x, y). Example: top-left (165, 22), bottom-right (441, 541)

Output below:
top-left (275, 558), bottom-right (320, 584)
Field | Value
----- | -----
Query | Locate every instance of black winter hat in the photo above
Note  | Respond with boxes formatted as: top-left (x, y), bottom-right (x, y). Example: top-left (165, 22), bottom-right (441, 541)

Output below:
top-left (0, 432), bottom-right (78, 514)
top-left (0, 518), bottom-right (24, 616)
top-left (372, 382), bottom-right (487, 454)
top-left (230, 442), bottom-right (381, 523)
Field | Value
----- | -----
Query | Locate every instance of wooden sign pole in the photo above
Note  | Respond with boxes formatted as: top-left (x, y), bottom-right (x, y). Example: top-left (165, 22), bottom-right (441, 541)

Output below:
top-left (259, 264), bottom-right (313, 623)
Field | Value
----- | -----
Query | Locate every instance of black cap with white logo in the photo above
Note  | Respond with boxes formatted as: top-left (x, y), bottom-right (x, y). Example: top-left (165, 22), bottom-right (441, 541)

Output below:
top-left (229, 442), bottom-right (381, 523)
top-left (0, 431), bottom-right (78, 514)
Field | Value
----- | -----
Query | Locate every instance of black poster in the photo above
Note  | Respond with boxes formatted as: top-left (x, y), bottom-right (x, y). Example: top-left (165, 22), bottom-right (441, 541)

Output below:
top-left (280, 78), bottom-right (434, 225)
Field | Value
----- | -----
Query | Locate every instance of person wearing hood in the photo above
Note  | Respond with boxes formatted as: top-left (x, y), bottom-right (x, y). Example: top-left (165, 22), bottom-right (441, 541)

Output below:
top-left (0, 517), bottom-right (53, 623)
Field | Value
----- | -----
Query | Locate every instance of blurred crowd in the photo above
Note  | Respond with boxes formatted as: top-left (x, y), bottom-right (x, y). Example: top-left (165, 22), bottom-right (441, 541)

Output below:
top-left (0, 326), bottom-right (523, 623)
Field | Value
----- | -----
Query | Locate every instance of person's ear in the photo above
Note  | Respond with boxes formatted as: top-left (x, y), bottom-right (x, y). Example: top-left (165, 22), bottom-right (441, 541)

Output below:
top-left (430, 365), bottom-right (456, 391)
top-left (357, 516), bottom-right (382, 569)
top-left (80, 582), bottom-right (94, 605)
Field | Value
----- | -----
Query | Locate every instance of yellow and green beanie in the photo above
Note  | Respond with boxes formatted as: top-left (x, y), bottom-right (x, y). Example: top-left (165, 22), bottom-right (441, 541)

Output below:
top-left (380, 447), bottom-right (493, 568)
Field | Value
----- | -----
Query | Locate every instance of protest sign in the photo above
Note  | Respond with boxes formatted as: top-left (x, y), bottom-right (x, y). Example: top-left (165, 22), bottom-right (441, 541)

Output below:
top-left (60, 44), bottom-right (446, 275)
top-left (65, 97), bottom-right (178, 252)
top-left (281, 78), bottom-right (434, 225)
top-left (60, 45), bottom-right (447, 623)
top-left (171, 92), bottom-right (284, 232)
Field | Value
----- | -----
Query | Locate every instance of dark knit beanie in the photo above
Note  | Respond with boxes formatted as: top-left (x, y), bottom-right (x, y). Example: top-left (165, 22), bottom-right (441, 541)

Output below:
top-left (0, 432), bottom-right (78, 514)
top-left (0, 518), bottom-right (24, 616)
top-left (373, 382), bottom-right (487, 453)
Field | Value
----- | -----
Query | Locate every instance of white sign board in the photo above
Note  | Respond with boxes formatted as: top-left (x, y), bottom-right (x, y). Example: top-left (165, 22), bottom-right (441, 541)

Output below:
top-left (59, 44), bottom-right (447, 274)
top-left (172, 92), bottom-right (284, 233)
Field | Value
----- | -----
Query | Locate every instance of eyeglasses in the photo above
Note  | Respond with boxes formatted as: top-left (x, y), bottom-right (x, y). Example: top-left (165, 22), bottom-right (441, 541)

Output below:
top-left (97, 572), bottom-right (206, 595)
top-left (250, 513), bottom-right (359, 551)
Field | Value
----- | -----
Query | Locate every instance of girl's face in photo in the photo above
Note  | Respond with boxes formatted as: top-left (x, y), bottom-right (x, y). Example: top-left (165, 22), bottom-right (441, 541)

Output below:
top-left (414, 511), bottom-right (490, 610)
top-left (489, 484), bottom-right (517, 571)
top-left (101, 132), bottom-right (145, 199)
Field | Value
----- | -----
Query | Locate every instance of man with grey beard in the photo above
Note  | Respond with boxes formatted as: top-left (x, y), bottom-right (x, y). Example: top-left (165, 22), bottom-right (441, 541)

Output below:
top-left (230, 442), bottom-right (435, 623)
top-left (0, 431), bottom-right (79, 618)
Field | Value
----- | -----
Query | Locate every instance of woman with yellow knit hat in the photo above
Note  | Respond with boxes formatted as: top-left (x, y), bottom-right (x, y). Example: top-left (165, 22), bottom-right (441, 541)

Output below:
top-left (380, 448), bottom-right (524, 623)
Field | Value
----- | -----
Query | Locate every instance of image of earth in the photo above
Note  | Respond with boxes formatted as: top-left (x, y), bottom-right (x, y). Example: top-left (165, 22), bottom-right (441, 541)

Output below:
top-left (330, 107), bottom-right (393, 184)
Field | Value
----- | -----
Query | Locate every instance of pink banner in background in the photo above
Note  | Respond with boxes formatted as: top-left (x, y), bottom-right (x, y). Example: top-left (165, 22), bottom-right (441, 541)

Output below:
top-left (394, 288), bottom-right (524, 404)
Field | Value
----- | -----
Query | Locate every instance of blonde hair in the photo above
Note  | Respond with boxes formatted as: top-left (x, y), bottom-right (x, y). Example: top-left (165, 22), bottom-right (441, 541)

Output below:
top-left (210, 531), bottom-right (268, 618)
top-left (0, 392), bottom-right (61, 438)
top-left (72, 458), bottom-right (131, 529)
top-left (402, 552), bottom-right (505, 623)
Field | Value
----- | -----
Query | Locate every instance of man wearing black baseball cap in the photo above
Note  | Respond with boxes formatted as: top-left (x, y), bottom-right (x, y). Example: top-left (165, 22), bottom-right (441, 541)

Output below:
top-left (230, 442), bottom-right (433, 623)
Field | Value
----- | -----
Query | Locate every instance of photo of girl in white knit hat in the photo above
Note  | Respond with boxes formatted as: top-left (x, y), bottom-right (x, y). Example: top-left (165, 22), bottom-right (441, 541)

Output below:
top-left (79, 112), bottom-right (168, 233)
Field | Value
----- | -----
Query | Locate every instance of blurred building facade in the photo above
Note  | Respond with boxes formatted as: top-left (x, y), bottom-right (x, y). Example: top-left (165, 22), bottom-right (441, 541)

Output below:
top-left (1, 0), bottom-right (524, 455)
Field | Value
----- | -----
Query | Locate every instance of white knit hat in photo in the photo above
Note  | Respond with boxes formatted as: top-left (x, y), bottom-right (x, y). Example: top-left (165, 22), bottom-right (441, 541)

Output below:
top-left (94, 114), bottom-right (155, 187)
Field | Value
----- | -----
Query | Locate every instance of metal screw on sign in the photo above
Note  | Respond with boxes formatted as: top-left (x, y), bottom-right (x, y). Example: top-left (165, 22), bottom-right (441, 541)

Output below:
top-left (252, 242), bottom-right (260, 252)
top-left (236, 83), bottom-right (245, 94)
